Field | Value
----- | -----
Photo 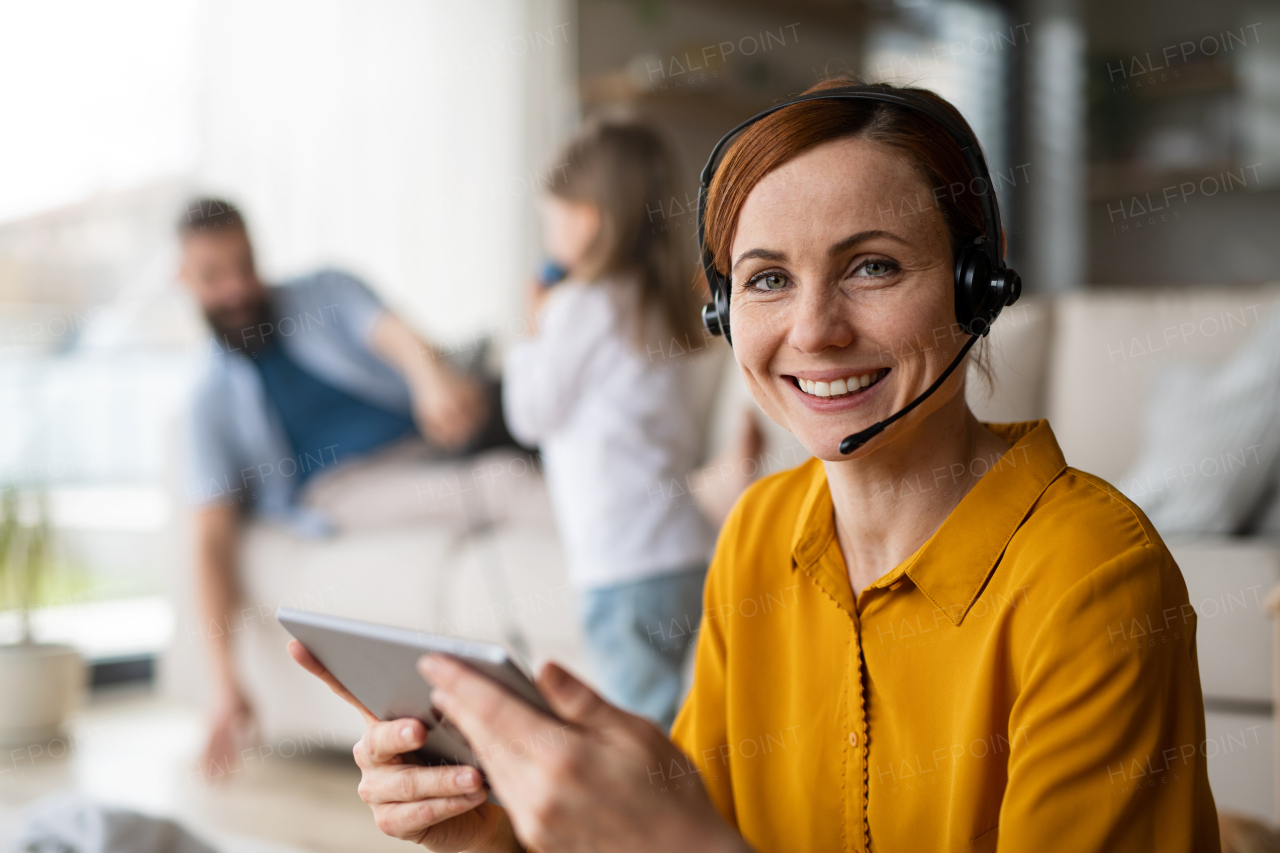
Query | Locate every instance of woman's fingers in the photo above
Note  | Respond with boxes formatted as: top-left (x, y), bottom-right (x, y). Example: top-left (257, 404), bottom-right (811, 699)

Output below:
top-left (286, 640), bottom-right (379, 724)
top-left (372, 794), bottom-right (488, 841)
top-left (418, 655), bottom-right (559, 759)
top-left (356, 717), bottom-right (430, 765)
top-left (535, 661), bottom-right (618, 729)
top-left (356, 761), bottom-right (486, 805)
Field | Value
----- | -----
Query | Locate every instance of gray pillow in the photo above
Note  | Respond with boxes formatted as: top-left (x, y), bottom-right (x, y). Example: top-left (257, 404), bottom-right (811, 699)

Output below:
top-left (1119, 305), bottom-right (1280, 536)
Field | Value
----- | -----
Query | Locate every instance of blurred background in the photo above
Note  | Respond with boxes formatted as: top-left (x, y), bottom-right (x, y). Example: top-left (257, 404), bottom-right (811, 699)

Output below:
top-left (1, 0), bottom-right (1278, 851)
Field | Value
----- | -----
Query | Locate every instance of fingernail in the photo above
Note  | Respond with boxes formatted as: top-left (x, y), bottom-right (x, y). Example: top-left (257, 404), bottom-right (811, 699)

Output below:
top-left (455, 768), bottom-right (478, 788)
top-left (400, 724), bottom-right (415, 742)
top-left (431, 689), bottom-right (454, 711)
top-left (418, 655), bottom-right (443, 677)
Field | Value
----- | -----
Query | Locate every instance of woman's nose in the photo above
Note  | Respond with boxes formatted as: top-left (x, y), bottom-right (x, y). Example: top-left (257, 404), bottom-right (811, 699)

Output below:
top-left (787, 283), bottom-right (855, 355)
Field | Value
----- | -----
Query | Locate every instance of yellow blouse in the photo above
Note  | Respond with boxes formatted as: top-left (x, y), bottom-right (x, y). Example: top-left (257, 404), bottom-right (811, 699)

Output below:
top-left (671, 421), bottom-right (1219, 852)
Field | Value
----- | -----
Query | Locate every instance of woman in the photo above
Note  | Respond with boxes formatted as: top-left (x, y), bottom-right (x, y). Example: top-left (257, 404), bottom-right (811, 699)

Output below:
top-left (290, 77), bottom-right (1219, 852)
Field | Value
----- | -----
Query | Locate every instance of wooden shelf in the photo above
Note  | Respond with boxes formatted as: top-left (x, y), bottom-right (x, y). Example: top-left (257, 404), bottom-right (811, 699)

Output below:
top-left (662, 0), bottom-right (868, 34)
top-left (1095, 54), bottom-right (1237, 101)
top-left (580, 68), bottom-right (785, 123)
top-left (1087, 160), bottom-right (1258, 199)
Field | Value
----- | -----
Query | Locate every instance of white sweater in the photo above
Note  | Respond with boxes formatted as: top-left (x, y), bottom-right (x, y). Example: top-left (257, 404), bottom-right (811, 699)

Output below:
top-left (502, 280), bottom-right (715, 589)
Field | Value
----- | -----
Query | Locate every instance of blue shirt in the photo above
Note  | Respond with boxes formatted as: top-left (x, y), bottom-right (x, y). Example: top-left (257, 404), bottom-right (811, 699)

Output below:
top-left (187, 270), bottom-right (415, 537)
top-left (249, 337), bottom-right (416, 483)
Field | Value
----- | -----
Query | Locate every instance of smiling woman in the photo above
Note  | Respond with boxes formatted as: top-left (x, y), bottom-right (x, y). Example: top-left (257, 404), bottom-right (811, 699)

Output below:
top-left (292, 78), bottom-right (1221, 853)
top-left (675, 77), bottom-right (1221, 851)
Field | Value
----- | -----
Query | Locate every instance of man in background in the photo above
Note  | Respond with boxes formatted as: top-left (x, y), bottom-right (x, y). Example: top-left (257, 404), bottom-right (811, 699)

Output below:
top-left (179, 198), bottom-right (507, 777)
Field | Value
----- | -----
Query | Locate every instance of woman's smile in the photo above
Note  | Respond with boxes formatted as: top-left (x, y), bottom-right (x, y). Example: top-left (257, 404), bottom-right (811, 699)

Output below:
top-left (784, 367), bottom-right (891, 411)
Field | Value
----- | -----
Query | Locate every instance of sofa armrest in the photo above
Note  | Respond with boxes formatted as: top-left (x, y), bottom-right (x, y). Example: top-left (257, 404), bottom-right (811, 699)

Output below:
top-left (1171, 537), bottom-right (1280, 704)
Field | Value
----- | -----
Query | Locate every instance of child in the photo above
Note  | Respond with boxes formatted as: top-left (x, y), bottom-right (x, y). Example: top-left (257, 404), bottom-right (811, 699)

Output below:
top-left (503, 120), bottom-right (738, 730)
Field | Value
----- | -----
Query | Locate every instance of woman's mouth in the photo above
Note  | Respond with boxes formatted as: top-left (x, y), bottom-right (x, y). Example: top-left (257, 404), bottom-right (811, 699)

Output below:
top-left (791, 368), bottom-right (889, 399)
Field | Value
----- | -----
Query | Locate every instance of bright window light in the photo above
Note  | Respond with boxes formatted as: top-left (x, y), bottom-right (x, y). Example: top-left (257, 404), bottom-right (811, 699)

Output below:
top-left (0, 0), bottom-right (198, 224)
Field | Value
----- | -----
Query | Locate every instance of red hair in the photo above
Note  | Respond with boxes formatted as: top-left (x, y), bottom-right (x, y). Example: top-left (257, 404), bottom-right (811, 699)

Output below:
top-left (703, 77), bottom-right (989, 281)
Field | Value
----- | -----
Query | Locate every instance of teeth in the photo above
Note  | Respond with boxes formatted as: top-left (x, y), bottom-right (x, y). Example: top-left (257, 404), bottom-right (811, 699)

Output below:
top-left (796, 369), bottom-right (885, 398)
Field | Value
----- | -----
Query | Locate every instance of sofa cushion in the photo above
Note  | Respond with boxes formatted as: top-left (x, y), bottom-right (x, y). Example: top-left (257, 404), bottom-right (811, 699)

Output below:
top-left (1046, 285), bottom-right (1280, 482)
top-left (1203, 710), bottom-right (1274, 822)
top-left (1119, 304), bottom-right (1280, 535)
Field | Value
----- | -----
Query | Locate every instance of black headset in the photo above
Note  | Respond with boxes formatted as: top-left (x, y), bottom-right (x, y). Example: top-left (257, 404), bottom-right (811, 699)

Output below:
top-left (696, 84), bottom-right (1022, 454)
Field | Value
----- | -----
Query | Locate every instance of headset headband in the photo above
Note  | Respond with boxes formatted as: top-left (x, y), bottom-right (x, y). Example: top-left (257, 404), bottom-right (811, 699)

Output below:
top-left (696, 84), bottom-right (1007, 284)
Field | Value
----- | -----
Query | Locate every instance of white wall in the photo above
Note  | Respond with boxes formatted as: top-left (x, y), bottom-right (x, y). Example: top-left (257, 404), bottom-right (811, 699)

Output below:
top-left (192, 0), bottom-right (578, 345)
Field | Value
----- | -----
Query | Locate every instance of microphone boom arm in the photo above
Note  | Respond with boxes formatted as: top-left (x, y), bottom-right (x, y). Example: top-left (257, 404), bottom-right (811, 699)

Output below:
top-left (839, 333), bottom-right (982, 455)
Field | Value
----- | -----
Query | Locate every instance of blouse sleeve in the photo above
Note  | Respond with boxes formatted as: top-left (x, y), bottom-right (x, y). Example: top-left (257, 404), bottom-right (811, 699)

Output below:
top-left (670, 505), bottom-right (741, 830)
top-left (997, 543), bottom-right (1220, 852)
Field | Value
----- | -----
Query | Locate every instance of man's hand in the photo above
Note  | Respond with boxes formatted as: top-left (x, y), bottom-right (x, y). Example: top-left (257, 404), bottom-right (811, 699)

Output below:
top-left (369, 313), bottom-right (489, 450)
top-left (201, 687), bottom-right (256, 781)
top-left (413, 368), bottom-right (489, 450)
top-left (421, 655), bottom-right (749, 853)
top-left (287, 641), bottom-right (520, 853)
top-left (194, 503), bottom-right (254, 782)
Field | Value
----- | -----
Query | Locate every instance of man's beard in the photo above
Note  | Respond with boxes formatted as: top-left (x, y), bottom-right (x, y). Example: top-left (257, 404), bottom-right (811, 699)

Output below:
top-left (204, 293), bottom-right (274, 355)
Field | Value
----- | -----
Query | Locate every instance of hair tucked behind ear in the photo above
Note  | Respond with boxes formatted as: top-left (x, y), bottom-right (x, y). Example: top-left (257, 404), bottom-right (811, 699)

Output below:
top-left (547, 121), bottom-right (702, 348)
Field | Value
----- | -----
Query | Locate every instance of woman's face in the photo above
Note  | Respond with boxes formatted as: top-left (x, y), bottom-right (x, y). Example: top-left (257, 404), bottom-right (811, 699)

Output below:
top-left (540, 194), bottom-right (600, 272)
top-left (728, 136), bottom-right (965, 461)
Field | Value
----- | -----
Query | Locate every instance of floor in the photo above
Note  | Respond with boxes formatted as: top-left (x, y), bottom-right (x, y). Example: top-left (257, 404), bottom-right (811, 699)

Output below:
top-left (0, 685), bottom-right (409, 853)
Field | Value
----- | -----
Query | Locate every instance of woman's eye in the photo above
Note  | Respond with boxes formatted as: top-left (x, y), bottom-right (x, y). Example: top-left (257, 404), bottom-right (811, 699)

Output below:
top-left (749, 272), bottom-right (788, 291)
top-left (855, 260), bottom-right (896, 277)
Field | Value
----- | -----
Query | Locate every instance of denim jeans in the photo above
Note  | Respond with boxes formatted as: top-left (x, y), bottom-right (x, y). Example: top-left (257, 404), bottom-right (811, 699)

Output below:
top-left (580, 565), bottom-right (709, 731)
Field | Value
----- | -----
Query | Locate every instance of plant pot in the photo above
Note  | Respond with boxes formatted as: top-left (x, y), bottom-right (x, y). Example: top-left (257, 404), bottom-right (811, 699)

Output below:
top-left (0, 643), bottom-right (86, 747)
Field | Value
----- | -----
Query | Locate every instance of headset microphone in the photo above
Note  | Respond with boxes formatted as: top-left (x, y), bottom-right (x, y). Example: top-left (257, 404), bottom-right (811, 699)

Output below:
top-left (837, 334), bottom-right (981, 454)
top-left (696, 84), bottom-right (1021, 456)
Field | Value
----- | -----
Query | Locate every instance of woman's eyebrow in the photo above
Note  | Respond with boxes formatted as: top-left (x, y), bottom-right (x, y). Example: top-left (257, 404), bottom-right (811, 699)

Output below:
top-left (828, 230), bottom-right (911, 257)
top-left (732, 230), bottom-right (911, 271)
top-left (732, 247), bottom-right (787, 271)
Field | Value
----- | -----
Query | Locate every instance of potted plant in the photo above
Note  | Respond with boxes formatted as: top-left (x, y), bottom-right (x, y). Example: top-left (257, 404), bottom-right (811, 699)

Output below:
top-left (0, 486), bottom-right (85, 746)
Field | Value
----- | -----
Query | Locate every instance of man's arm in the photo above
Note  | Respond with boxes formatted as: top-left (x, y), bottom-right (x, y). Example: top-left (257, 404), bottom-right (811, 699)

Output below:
top-left (195, 502), bottom-right (254, 778)
top-left (369, 312), bottom-right (487, 449)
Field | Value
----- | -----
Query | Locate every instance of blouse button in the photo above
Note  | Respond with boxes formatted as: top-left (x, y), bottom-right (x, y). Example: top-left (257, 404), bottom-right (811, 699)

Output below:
top-left (849, 731), bottom-right (859, 747)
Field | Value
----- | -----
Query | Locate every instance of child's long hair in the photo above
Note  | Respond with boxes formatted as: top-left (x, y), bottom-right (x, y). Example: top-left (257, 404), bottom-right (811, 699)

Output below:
top-left (546, 120), bottom-right (702, 347)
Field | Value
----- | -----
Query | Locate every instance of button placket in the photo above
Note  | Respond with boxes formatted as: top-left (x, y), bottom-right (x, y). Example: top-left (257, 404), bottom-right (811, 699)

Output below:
top-left (850, 621), bottom-right (871, 852)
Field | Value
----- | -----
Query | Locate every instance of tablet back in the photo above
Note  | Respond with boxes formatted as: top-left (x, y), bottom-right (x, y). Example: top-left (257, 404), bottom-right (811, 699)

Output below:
top-left (277, 607), bottom-right (552, 769)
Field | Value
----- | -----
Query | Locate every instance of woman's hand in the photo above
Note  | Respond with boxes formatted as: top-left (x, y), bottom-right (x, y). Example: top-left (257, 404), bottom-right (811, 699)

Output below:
top-left (420, 654), bottom-right (749, 853)
top-left (287, 641), bottom-right (520, 853)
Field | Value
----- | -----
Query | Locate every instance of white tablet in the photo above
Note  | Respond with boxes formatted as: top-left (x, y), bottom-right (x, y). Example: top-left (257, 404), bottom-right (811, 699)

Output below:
top-left (277, 607), bottom-right (555, 775)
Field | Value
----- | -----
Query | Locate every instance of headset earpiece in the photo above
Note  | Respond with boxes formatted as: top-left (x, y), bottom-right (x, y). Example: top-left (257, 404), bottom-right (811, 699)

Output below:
top-left (954, 238), bottom-right (1021, 337)
top-left (954, 242), bottom-right (992, 335)
top-left (700, 271), bottom-right (731, 344)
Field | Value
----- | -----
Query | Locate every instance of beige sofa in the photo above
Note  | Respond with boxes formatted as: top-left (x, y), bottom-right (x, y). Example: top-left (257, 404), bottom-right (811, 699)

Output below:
top-left (971, 284), bottom-right (1280, 822)
top-left (162, 283), bottom-right (1280, 819)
